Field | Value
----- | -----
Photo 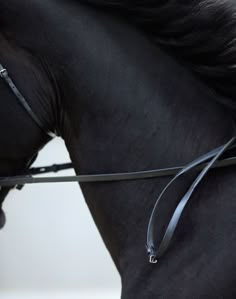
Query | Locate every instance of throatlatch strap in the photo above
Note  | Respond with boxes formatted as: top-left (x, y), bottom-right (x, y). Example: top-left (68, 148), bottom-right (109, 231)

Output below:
top-left (0, 63), bottom-right (55, 138)
top-left (146, 137), bottom-right (236, 263)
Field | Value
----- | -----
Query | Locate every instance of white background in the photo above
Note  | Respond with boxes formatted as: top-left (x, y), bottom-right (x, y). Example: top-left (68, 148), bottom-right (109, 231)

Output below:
top-left (0, 138), bottom-right (121, 299)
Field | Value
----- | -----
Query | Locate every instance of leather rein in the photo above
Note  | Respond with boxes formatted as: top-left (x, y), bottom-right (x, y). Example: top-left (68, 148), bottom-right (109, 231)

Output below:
top-left (1, 63), bottom-right (236, 264)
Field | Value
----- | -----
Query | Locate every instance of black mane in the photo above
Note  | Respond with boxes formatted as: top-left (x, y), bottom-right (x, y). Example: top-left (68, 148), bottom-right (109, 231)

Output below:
top-left (77, 0), bottom-right (236, 109)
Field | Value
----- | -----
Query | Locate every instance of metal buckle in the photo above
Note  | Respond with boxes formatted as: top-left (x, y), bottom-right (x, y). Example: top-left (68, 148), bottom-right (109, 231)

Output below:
top-left (149, 255), bottom-right (158, 264)
top-left (0, 68), bottom-right (7, 78)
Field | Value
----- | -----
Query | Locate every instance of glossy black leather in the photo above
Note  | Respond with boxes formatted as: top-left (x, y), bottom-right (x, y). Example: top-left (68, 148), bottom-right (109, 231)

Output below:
top-left (146, 137), bottom-right (236, 263)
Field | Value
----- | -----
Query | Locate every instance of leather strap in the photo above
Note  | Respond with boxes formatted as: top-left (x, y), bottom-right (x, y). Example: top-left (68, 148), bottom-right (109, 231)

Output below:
top-left (0, 63), bottom-right (55, 138)
top-left (28, 162), bottom-right (73, 175)
top-left (146, 137), bottom-right (236, 263)
top-left (0, 153), bottom-right (236, 187)
top-left (0, 138), bottom-right (234, 262)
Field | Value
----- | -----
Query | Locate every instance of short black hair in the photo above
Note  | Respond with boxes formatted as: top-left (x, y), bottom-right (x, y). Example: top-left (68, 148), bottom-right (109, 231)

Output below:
top-left (78, 0), bottom-right (236, 110)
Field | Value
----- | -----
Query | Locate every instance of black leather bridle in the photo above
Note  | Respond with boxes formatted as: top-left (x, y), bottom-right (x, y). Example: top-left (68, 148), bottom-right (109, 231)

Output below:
top-left (1, 63), bottom-right (236, 263)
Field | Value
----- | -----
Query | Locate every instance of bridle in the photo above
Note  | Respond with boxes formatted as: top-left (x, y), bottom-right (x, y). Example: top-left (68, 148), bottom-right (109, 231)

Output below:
top-left (1, 63), bottom-right (236, 264)
top-left (0, 63), bottom-right (55, 138)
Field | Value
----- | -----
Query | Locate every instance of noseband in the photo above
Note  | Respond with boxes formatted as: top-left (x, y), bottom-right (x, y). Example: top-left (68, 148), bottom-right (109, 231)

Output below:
top-left (1, 63), bottom-right (236, 263)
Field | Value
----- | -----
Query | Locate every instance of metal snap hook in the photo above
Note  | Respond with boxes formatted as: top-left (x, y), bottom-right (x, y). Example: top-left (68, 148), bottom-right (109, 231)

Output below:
top-left (149, 255), bottom-right (158, 264)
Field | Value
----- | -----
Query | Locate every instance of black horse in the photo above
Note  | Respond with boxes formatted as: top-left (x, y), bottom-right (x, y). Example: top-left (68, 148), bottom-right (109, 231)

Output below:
top-left (0, 1), bottom-right (236, 298)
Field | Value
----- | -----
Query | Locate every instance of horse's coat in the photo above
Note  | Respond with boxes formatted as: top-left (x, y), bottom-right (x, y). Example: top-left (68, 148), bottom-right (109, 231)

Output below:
top-left (0, 1), bottom-right (235, 298)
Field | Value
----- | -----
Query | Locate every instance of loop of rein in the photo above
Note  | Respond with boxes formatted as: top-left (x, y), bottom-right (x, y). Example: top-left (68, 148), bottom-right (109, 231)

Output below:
top-left (146, 137), bottom-right (236, 263)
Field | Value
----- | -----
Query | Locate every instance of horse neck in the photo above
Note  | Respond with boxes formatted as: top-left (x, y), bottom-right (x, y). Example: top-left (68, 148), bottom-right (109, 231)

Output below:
top-left (63, 81), bottom-right (235, 294)
top-left (58, 13), bottom-right (235, 280)
top-left (2, 0), bottom-right (235, 288)
top-left (22, 0), bottom-right (234, 284)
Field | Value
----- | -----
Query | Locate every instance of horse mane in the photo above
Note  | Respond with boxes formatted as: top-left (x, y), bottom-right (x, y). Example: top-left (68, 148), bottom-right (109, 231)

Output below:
top-left (76, 0), bottom-right (236, 111)
top-left (1, 1), bottom-right (236, 110)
